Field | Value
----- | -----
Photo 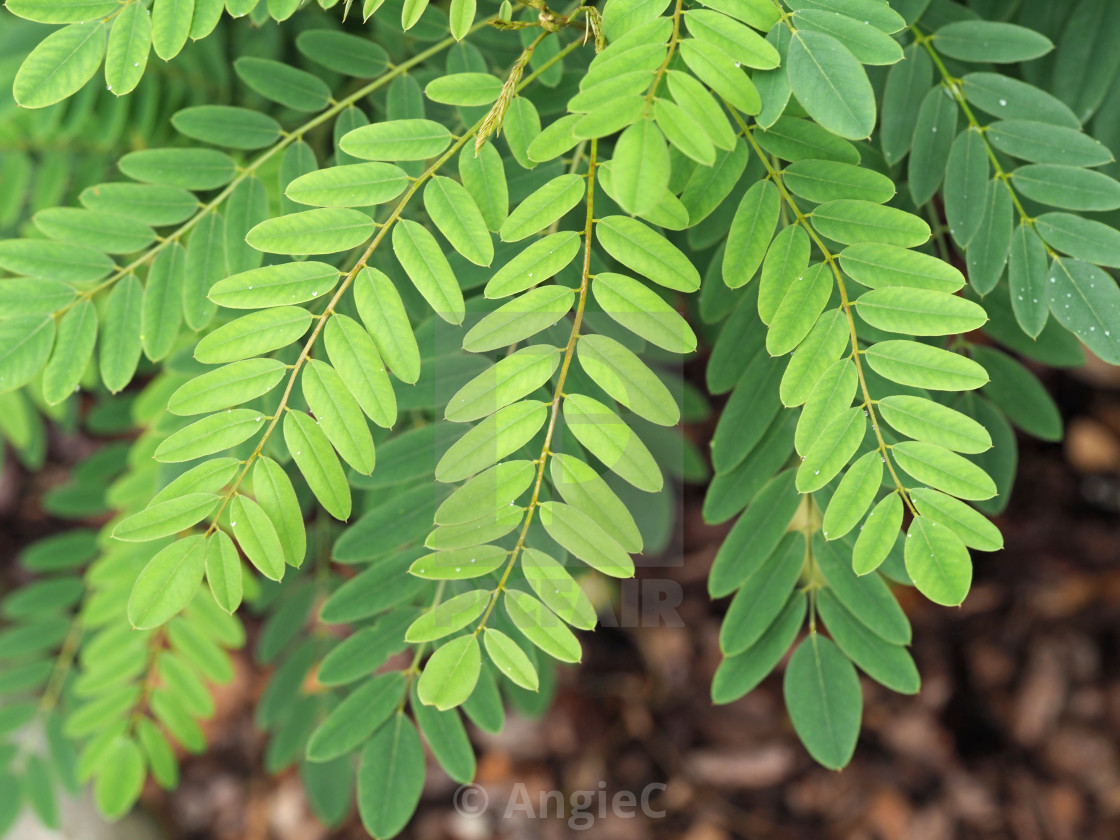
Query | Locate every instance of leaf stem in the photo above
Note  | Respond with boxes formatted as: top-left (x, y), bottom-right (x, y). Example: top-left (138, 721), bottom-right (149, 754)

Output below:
top-left (733, 111), bottom-right (918, 517)
top-left (472, 137), bottom-right (599, 636)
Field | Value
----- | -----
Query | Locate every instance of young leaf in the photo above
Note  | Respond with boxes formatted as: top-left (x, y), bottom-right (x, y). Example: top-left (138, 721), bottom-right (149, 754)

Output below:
top-left (418, 635), bottom-right (482, 710)
top-left (353, 270), bottom-right (422, 384)
top-left (904, 516), bottom-right (972, 606)
top-left (283, 411), bottom-right (352, 520)
top-left (205, 530), bottom-right (243, 613)
top-left (393, 219), bottom-right (466, 324)
top-left (230, 495), bottom-right (286, 581)
top-left (127, 536), bottom-right (208, 630)
top-left (14, 21), bottom-right (106, 108)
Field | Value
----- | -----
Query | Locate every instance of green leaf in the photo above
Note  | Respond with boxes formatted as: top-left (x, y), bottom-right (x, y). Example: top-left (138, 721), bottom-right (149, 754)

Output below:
top-left (0, 316), bottom-right (54, 394)
top-left (183, 211), bottom-right (223, 331)
top-left (596, 216), bottom-right (700, 292)
top-left (425, 73), bottom-right (501, 106)
top-left (230, 495), bottom-right (285, 581)
top-left (794, 358), bottom-right (857, 456)
top-left (1008, 224), bottom-right (1050, 338)
top-left (7, 0), bottom-right (119, 22)
top-left (563, 394), bottom-right (662, 492)
top-left (14, 21), bottom-right (106, 108)
top-left (779, 308), bottom-right (849, 407)
top-left (962, 72), bottom-right (1079, 127)
top-left (119, 148), bottom-right (236, 190)
top-left (499, 174), bottom-right (585, 242)
top-left (811, 200), bottom-right (930, 247)
top-left (307, 672), bottom-right (405, 761)
top-left (483, 628), bottom-right (538, 690)
top-left (462, 285), bottom-right (574, 353)
top-left (409, 545), bottom-right (508, 580)
top-left (576, 334), bottom-right (678, 426)
top-left (94, 737), bottom-right (145, 819)
top-left (783, 635), bottom-right (861, 770)
top-left (864, 341), bottom-right (988, 391)
top-left (891, 441), bottom-right (997, 500)
top-left (209, 263), bottom-right (340, 310)
top-left (168, 359), bottom-right (286, 416)
top-left (880, 43), bottom-right (932, 165)
top-left (1046, 257), bottom-right (1120, 364)
top-left (766, 263), bottom-right (833, 356)
top-left (908, 86), bottom-right (958, 207)
top-left (840, 243), bottom-right (965, 292)
top-left (449, 0), bottom-right (475, 39)
top-left (934, 21), bottom-right (1052, 64)
top-left (653, 97), bottom-right (717, 166)
top-left (708, 467), bottom-right (801, 596)
top-left (436, 400), bottom-right (548, 483)
top-left (852, 492), bottom-right (902, 575)
top-left (592, 272), bottom-right (697, 353)
top-left (538, 501), bottom-right (633, 578)
top-left (796, 406), bottom-right (866, 493)
top-left (155, 410), bottom-right (266, 462)
top-left (127, 535), bottom-right (207, 630)
top-left (97, 275), bottom-right (143, 393)
top-left (504, 589), bottom-right (581, 663)
top-left (787, 30), bottom-right (875, 140)
top-left (1037, 214), bottom-right (1120, 268)
top-left (357, 714), bottom-right (425, 840)
top-left (43, 299), bottom-right (98, 406)
top-left (666, 68), bottom-right (738, 151)
top-left (944, 128), bottom-right (989, 247)
top-left (446, 345), bottom-right (560, 423)
top-left (905, 517), bottom-right (971, 606)
top-left (285, 163), bottom-right (410, 208)
top-left (393, 219), bottom-right (466, 324)
top-left (113, 493), bottom-right (218, 542)
top-left (151, 459), bottom-right (239, 506)
top-left (712, 591), bottom-right (805, 704)
top-left (678, 38), bottom-right (761, 115)
top-left (783, 160), bottom-right (895, 204)
top-left (856, 287), bottom-right (987, 336)
top-left (194, 307), bottom-right (312, 364)
top-left (817, 590), bottom-right (919, 694)
top-left (792, 8), bottom-right (903, 65)
top-left (911, 488), bottom-right (1002, 551)
top-left (418, 635), bottom-right (482, 710)
top-left (759, 226), bottom-right (811, 324)
top-left (815, 533), bottom-right (911, 643)
top-left (172, 105), bottom-right (281, 150)
top-left (151, 0), bottom-right (193, 60)
top-left (340, 119), bottom-right (452, 161)
top-left (103, 1), bottom-right (150, 96)
top-left (720, 533), bottom-right (804, 654)
top-left (205, 530), bottom-right (242, 613)
top-left (756, 114), bottom-right (860, 164)
top-left (0, 279), bottom-right (75, 318)
top-left (685, 9), bottom-right (779, 68)
top-left (424, 176), bottom-right (494, 267)
top-left (550, 453), bottom-right (642, 554)
top-left (459, 142), bottom-right (508, 231)
top-left (971, 345), bottom-right (1062, 441)
top-left (435, 460), bottom-right (534, 525)
top-left (877, 395), bottom-right (991, 453)
top-left (987, 120), bottom-right (1113, 166)
top-left (611, 119), bottom-right (671, 216)
top-left (142, 243), bottom-right (185, 362)
top-left (485, 232), bottom-right (581, 298)
top-left (822, 450), bottom-right (882, 541)
top-left (252, 456), bottom-right (306, 568)
top-left (405, 590), bottom-right (489, 643)
top-left (323, 315), bottom-right (397, 428)
top-left (284, 410), bottom-right (351, 520)
top-left (246, 208), bottom-right (374, 256)
top-left (353, 269), bottom-right (421, 384)
top-left (301, 359), bottom-right (376, 474)
top-left (234, 57), bottom-right (331, 111)
top-left (522, 547), bottom-right (597, 630)
top-left (1012, 164), bottom-right (1120, 212)
top-left (723, 180), bottom-right (779, 289)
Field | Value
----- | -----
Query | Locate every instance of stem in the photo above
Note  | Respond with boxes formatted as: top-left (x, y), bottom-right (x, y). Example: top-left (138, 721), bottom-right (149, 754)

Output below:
top-left (56, 23), bottom-right (494, 315)
top-left (201, 35), bottom-right (589, 537)
top-left (732, 111), bottom-right (918, 517)
top-left (473, 137), bottom-right (598, 635)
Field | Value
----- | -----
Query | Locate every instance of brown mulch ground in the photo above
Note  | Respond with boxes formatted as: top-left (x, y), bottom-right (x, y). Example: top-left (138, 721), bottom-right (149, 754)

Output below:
top-left (5, 361), bottom-right (1120, 840)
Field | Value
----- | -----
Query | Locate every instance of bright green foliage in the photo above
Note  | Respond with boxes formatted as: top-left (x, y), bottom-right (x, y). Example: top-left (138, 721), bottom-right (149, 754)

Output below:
top-left (0, 0), bottom-right (1115, 837)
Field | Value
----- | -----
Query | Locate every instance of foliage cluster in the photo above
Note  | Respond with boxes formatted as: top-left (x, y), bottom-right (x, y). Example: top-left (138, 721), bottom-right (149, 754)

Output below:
top-left (1, 0), bottom-right (1117, 835)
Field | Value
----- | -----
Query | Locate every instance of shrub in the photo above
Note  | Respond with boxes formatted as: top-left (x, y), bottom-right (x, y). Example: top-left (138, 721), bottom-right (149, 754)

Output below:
top-left (0, 0), bottom-right (1113, 835)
